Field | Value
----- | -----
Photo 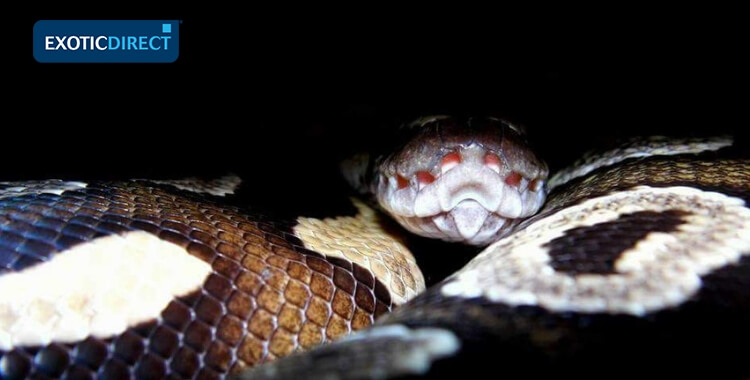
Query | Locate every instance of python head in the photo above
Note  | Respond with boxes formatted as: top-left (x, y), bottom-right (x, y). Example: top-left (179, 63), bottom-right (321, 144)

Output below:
top-left (360, 115), bottom-right (548, 246)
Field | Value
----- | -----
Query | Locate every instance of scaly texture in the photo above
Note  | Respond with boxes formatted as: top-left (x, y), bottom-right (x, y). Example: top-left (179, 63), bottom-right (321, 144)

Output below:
top-left (0, 179), bottom-right (421, 379)
top-left (238, 139), bottom-right (750, 380)
top-left (294, 198), bottom-right (424, 305)
top-left (546, 135), bottom-right (733, 190)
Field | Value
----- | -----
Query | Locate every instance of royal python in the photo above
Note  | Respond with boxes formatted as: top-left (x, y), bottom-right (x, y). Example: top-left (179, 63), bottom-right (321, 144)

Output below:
top-left (0, 116), bottom-right (747, 379)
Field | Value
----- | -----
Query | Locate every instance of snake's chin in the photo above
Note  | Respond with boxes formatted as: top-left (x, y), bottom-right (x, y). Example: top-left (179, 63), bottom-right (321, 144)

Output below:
top-left (389, 200), bottom-right (518, 246)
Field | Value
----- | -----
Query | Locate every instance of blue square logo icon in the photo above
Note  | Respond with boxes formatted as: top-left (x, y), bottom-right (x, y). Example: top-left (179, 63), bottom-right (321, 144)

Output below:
top-left (162, 23), bottom-right (171, 33)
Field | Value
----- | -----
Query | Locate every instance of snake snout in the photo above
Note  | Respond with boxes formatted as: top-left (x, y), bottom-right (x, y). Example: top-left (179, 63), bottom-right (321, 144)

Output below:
top-left (412, 154), bottom-right (521, 219)
top-left (375, 141), bottom-right (548, 245)
top-left (369, 116), bottom-right (549, 245)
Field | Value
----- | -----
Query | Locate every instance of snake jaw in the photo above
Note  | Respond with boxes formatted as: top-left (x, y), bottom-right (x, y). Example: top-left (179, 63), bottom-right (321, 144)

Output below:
top-left (376, 143), bottom-right (547, 245)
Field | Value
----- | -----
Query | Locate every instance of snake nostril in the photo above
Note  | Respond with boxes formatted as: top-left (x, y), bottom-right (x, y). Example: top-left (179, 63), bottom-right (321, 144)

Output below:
top-left (505, 172), bottom-right (522, 187)
top-left (484, 153), bottom-right (502, 174)
top-left (440, 152), bottom-right (462, 174)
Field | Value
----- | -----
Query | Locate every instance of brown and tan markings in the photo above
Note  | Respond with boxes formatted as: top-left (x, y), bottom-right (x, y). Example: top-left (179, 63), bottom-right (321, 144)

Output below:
top-left (546, 135), bottom-right (734, 190)
top-left (294, 198), bottom-right (425, 305)
top-left (442, 152), bottom-right (750, 315)
top-left (0, 178), bottom-right (423, 379)
top-left (235, 138), bottom-right (750, 380)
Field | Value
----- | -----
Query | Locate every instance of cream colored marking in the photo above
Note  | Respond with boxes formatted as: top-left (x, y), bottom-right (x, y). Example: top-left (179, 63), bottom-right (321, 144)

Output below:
top-left (548, 136), bottom-right (733, 190)
top-left (150, 174), bottom-right (241, 196)
top-left (0, 180), bottom-right (87, 199)
top-left (441, 186), bottom-right (750, 316)
top-left (0, 231), bottom-right (212, 350)
top-left (294, 198), bottom-right (425, 305)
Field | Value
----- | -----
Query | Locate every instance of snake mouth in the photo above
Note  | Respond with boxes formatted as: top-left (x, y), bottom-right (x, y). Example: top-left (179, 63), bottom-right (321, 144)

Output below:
top-left (362, 117), bottom-right (550, 246)
top-left (376, 144), bottom-right (547, 245)
top-left (391, 200), bottom-right (518, 245)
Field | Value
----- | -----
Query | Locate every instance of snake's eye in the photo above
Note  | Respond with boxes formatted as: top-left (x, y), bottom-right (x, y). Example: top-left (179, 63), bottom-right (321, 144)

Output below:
top-left (484, 153), bottom-right (502, 174)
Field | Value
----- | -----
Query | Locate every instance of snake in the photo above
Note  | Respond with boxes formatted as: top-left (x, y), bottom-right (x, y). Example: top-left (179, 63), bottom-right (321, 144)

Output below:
top-left (0, 116), bottom-right (747, 379)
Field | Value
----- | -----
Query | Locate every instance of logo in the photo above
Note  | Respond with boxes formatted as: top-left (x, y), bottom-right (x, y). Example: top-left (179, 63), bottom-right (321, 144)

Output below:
top-left (33, 20), bottom-right (180, 63)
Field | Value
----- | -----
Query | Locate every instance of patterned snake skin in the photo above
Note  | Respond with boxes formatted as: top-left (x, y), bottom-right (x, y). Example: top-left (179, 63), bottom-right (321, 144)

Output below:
top-left (0, 180), bottom-right (407, 379)
top-left (240, 137), bottom-right (750, 379)
top-left (1, 129), bottom-right (748, 380)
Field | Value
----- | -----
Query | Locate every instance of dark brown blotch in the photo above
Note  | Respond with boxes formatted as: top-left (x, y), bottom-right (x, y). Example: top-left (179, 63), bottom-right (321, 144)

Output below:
top-left (546, 210), bottom-right (690, 275)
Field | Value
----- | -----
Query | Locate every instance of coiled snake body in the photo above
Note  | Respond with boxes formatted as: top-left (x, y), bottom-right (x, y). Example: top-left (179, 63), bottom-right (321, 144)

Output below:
top-left (0, 117), bottom-right (748, 379)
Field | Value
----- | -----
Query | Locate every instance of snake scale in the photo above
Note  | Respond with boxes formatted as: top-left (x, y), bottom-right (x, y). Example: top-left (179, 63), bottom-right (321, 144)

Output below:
top-left (1, 116), bottom-right (748, 379)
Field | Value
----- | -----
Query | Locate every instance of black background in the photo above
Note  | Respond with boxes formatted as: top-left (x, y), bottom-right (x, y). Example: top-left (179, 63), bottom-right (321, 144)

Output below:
top-left (7, 8), bottom-right (748, 187)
